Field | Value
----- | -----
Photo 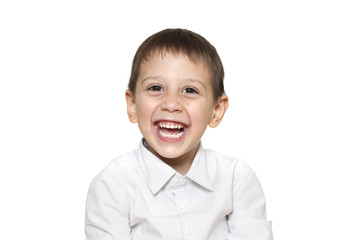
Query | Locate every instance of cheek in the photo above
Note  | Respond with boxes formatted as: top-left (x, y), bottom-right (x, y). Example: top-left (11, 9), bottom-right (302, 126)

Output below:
top-left (187, 102), bottom-right (213, 126)
top-left (135, 99), bottom-right (155, 125)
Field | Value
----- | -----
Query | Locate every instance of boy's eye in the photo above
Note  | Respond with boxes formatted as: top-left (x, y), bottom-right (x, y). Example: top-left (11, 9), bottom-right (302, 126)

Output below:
top-left (148, 85), bottom-right (163, 92)
top-left (182, 87), bottom-right (198, 94)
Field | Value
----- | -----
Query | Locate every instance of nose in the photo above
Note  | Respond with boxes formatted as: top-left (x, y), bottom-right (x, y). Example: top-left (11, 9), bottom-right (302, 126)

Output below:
top-left (160, 93), bottom-right (183, 112)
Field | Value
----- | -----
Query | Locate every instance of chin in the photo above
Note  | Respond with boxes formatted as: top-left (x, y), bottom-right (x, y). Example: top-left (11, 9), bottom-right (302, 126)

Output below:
top-left (156, 149), bottom-right (184, 160)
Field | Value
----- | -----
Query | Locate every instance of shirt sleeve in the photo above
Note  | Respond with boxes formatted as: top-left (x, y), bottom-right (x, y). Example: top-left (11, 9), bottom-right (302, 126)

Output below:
top-left (227, 161), bottom-right (273, 240)
top-left (85, 174), bottom-right (132, 240)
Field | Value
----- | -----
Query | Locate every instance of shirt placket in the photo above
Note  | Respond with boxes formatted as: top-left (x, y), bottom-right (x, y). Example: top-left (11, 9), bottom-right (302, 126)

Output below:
top-left (171, 176), bottom-right (194, 239)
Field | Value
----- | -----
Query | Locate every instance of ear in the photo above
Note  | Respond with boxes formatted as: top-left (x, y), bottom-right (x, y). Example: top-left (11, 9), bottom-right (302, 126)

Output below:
top-left (125, 89), bottom-right (137, 123)
top-left (209, 94), bottom-right (229, 128)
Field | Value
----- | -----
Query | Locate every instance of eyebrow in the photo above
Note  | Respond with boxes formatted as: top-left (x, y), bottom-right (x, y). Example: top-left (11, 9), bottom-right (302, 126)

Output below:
top-left (140, 76), bottom-right (163, 85)
top-left (185, 78), bottom-right (207, 89)
top-left (141, 76), bottom-right (207, 89)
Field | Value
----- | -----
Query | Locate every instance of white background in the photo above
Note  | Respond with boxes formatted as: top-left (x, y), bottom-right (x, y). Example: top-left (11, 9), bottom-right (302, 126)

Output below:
top-left (1, 0), bottom-right (359, 239)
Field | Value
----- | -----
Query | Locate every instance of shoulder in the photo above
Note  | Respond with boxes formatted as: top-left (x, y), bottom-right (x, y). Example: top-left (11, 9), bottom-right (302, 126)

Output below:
top-left (203, 148), bottom-right (253, 175)
top-left (86, 151), bottom-right (141, 215)
top-left (202, 148), bottom-right (257, 191)
top-left (91, 150), bottom-right (141, 189)
top-left (203, 149), bottom-right (265, 200)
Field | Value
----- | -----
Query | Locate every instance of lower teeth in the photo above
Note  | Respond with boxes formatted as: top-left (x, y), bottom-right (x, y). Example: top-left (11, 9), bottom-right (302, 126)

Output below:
top-left (159, 130), bottom-right (184, 139)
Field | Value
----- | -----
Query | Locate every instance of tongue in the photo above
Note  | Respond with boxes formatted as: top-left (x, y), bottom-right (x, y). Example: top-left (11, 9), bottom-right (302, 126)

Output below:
top-left (160, 128), bottom-right (182, 134)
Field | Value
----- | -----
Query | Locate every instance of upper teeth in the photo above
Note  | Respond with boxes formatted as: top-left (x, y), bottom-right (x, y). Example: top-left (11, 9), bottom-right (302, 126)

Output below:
top-left (159, 122), bottom-right (183, 129)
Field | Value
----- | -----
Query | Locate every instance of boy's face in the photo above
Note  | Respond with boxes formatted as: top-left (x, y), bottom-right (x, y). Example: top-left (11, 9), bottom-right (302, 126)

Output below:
top-left (126, 52), bottom-right (228, 163)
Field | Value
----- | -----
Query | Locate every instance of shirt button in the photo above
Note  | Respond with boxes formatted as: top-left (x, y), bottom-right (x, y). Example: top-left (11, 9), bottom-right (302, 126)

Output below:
top-left (177, 202), bottom-right (185, 209)
top-left (179, 178), bottom-right (186, 185)
top-left (185, 227), bottom-right (193, 236)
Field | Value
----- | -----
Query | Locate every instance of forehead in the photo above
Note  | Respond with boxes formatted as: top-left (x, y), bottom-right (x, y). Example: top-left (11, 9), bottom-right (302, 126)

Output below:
top-left (139, 51), bottom-right (211, 78)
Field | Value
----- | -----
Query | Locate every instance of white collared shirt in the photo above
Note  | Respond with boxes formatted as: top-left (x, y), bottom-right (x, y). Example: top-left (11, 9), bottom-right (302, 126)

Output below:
top-left (85, 140), bottom-right (273, 240)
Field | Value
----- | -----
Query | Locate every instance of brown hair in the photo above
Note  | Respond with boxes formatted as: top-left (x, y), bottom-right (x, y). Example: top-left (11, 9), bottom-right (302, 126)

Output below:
top-left (128, 28), bottom-right (225, 100)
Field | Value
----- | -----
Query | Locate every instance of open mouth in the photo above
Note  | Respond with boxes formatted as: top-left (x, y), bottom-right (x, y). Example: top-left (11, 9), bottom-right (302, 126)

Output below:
top-left (155, 121), bottom-right (187, 140)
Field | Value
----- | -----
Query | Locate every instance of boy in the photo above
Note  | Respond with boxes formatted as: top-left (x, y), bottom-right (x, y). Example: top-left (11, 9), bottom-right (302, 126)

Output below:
top-left (85, 29), bottom-right (273, 239)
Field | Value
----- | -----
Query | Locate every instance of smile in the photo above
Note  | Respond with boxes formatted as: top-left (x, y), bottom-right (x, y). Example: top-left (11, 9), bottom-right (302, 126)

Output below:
top-left (155, 121), bottom-right (187, 142)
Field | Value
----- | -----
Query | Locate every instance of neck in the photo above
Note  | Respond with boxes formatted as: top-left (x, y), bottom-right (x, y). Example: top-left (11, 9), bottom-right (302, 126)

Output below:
top-left (149, 143), bottom-right (199, 175)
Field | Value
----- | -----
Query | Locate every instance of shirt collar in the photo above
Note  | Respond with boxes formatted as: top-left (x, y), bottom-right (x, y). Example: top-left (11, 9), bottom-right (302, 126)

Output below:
top-left (137, 139), bottom-right (214, 195)
top-left (186, 144), bottom-right (214, 192)
top-left (137, 140), bottom-right (176, 195)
